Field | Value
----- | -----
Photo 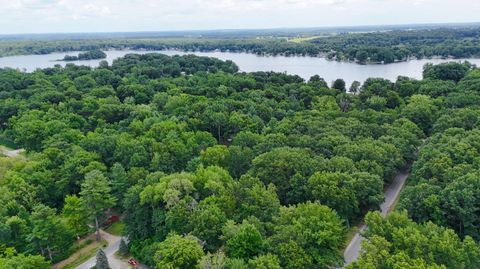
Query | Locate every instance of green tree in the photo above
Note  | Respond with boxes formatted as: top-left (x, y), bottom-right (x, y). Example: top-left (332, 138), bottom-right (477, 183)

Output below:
top-left (62, 195), bottom-right (89, 239)
top-left (80, 170), bottom-right (116, 241)
top-left (223, 221), bottom-right (264, 260)
top-left (154, 233), bottom-right (204, 269)
top-left (402, 94), bottom-right (437, 134)
top-left (307, 172), bottom-right (358, 220)
top-left (95, 249), bottom-right (110, 269)
top-left (349, 80), bottom-right (361, 94)
top-left (109, 163), bottom-right (129, 207)
top-left (423, 61), bottom-right (471, 82)
top-left (29, 204), bottom-right (72, 261)
top-left (355, 50), bottom-right (368, 64)
top-left (190, 203), bottom-right (228, 251)
top-left (0, 253), bottom-right (51, 269)
top-left (249, 147), bottom-right (320, 204)
top-left (198, 251), bottom-right (228, 269)
top-left (349, 211), bottom-right (480, 269)
top-left (270, 201), bottom-right (345, 267)
top-left (200, 145), bottom-right (230, 168)
top-left (332, 78), bottom-right (346, 91)
top-left (119, 238), bottom-right (129, 256)
top-left (247, 254), bottom-right (281, 269)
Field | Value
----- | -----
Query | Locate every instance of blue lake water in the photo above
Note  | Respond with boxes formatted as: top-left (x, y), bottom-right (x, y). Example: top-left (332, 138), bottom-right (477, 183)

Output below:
top-left (1, 49), bottom-right (479, 86)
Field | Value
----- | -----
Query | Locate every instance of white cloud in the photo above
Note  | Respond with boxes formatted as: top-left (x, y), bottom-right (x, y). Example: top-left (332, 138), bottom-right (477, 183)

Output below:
top-left (0, 0), bottom-right (478, 34)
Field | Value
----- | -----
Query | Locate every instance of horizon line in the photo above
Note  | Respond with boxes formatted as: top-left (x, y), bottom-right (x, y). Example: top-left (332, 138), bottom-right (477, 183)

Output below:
top-left (1, 21), bottom-right (480, 37)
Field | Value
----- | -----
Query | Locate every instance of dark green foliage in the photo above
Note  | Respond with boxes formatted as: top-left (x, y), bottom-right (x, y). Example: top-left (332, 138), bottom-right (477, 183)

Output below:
top-left (423, 61), bottom-right (472, 82)
top-left (332, 78), bottom-right (346, 91)
top-left (63, 50), bottom-right (107, 61)
top-left (95, 249), bottom-right (110, 269)
top-left (119, 238), bottom-right (129, 256)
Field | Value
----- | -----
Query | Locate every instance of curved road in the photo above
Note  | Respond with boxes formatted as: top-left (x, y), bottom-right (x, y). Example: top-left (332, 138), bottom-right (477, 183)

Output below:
top-left (76, 230), bottom-right (131, 269)
top-left (343, 169), bottom-right (409, 265)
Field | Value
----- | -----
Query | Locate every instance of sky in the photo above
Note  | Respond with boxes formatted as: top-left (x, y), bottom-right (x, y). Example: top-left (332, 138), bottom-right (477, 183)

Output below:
top-left (1, 0), bottom-right (480, 34)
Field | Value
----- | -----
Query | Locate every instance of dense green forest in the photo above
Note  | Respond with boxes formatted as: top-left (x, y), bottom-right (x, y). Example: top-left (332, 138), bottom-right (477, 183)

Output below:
top-left (1, 27), bottom-right (480, 64)
top-left (0, 53), bottom-right (480, 268)
top-left (61, 50), bottom-right (107, 61)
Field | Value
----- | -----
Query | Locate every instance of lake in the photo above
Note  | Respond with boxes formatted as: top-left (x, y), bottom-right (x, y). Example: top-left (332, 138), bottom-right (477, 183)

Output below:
top-left (1, 49), bottom-right (479, 86)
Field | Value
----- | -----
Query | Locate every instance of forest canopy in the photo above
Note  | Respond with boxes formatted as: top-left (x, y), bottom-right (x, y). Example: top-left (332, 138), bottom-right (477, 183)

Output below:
top-left (0, 53), bottom-right (480, 268)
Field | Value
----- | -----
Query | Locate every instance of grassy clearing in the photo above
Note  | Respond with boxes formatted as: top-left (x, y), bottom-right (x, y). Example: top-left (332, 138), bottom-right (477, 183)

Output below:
top-left (54, 236), bottom-right (108, 269)
top-left (114, 250), bottom-right (130, 260)
top-left (288, 36), bottom-right (324, 43)
top-left (105, 221), bottom-right (125, 236)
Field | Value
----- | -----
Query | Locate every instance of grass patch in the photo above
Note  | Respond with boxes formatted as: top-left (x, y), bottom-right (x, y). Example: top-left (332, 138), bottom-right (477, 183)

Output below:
top-left (288, 36), bottom-right (325, 43)
top-left (344, 224), bottom-right (361, 247)
top-left (105, 221), bottom-right (125, 236)
top-left (114, 250), bottom-right (130, 260)
top-left (54, 238), bottom-right (108, 269)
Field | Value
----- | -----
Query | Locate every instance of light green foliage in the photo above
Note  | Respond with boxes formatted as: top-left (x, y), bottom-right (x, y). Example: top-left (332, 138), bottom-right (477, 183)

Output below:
top-left (224, 221), bottom-right (264, 260)
top-left (247, 254), bottom-right (281, 269)
top-left (270, 201), bottom-right (345, 268)
top-left (62, 195), bottom-right (89, 237)
top-left (234, 176), bottom-right (280, 223)
top-left (349, 211), bottom-right (480, 269)
top-left (0, 253), bottom-right (51, 269)
top-left (29, 204), bottom-right (73, 260)
top-left (197, 251), bottom-right (228, 269)
top-left (191, 204), bottom-right (228, 251)
top-left (153, 233), bottom-right (204, 269)
top-left (249, 147), bottom-right (321, 204)
top-left (308, 172), bottom-right (358, 219)
top-left (400, 128), bottom-right (480, 239)
top-left (313, 96), bottom-right (340, 112)
top-left (200, 145), bottom-right (230, 168)
top-left (402, 94), bottom-right (438, 134)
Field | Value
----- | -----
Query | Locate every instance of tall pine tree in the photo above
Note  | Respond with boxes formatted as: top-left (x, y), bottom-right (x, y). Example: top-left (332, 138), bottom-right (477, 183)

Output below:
top-left (80, 170), bottom-right (116, 241)
top-left (95, 249), bottom-right (110, 269)
top-left (110, 163), bottom-right (129, 207)
top-left (119, 238), bottom-right (129, 256)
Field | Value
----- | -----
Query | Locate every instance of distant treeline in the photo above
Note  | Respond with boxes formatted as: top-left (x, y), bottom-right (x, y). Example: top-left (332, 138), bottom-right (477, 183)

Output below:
top-left (1, 27), bottom-right (480, 64)
top-left (312, 27), bottom-right (480, 64)
top-left (61, 50), bottom-right (107, 61)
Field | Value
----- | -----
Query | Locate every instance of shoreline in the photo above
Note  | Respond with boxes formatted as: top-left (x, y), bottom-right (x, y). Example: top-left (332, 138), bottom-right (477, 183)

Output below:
top-left (1, 47), bottom-right (480, 66)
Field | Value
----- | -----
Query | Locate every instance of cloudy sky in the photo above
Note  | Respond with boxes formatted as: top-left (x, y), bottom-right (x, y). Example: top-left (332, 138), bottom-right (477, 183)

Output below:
top-left (1, 0), bottom-right (479, 34)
